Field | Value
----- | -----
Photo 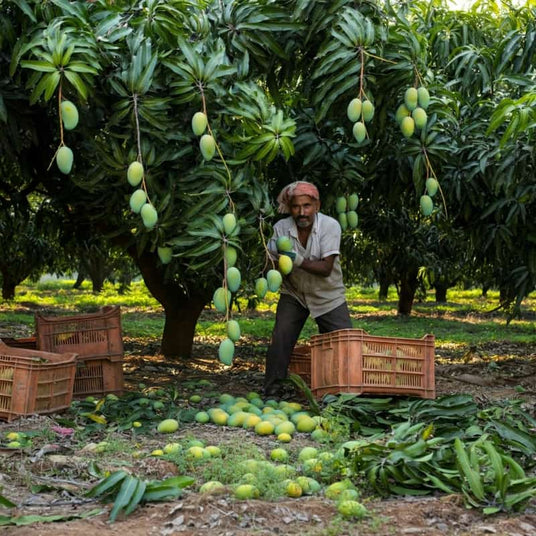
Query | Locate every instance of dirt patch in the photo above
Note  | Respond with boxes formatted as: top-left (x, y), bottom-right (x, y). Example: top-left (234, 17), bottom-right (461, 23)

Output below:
top-left (1, 339), bottom-right (535, 535)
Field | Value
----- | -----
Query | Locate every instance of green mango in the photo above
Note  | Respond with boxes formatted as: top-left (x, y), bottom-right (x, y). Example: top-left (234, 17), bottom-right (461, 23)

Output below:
top-left (267, 269), bottom-right (282, 292)
top-left (226, 320), bottom-right (241, 342)
top-left (200, 134), bottom-right (216, 160)
top-left (417, 87), bottom-right (430, 109)
top-left (420, 195), bottom-right (434, 216)
top-left (395, 103), bottom-right (411, 125)
top-left (412, 107), bottom-right (428, 130)
top-left (255, 277), bottom-right (268, 298)
top-left (224, 246), bottom-right (238, 267)
top-left (56, 146), bottom-right (73, 174)
top-left (127, 161), bottom-right (144, 186)
top-left (347, 210), bottom-right (358, 229)
top-left (129, 189), bottom-right (146, 213)
top-left (276, 236), bottom-right (292, 252)
top-left (361, 100), bottom-right (375, 123)
top-left (140, 203), bottom-right (158, 229)
top-left (347, 193), bottom-right (359, 211)
top-left (346, 98), bottom-right (362, 122)
top-left (227, 266), bottom-right (241, 292)
top-left (426, 177), bottom-right (439, 197)
top-left (338, 212), bottom-right (348, 232)
top-left (222, 213), bottom-right (237, 235)
top-left (352, 122), bottom-right (367, 143)
top-left (191, 111), bottom-right (208, 136)
top-left (404, 87), bottom-right (418, 111)
top-left (213, 287), bottom-right (231, 312)
top-left (400, 116), bottom-right (415, 139)
top-left (335, 196), bottom-right (347, 214)
top-left (218, 338), bottom-right (235, 365)
top-left (60, 100), bottom-right (79, 130)
top-left (157, 246), bottom-right (172, 264)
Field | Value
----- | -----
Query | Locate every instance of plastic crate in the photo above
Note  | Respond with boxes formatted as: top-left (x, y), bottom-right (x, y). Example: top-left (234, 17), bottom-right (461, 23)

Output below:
top-left (289, 345), bottom-right (312, 385)
top-left (35, 306), bottom-right (124, 398)
top-left (308, 328), bottom-right (435, 399)
top-left (0, 341), bottom-right (77, 421)
top-left (0, 337), bottom-right (37, 350)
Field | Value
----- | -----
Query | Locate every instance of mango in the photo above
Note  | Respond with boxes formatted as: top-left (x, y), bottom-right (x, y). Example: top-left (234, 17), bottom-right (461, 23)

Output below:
top-left (276, 236), bottom-right (293, 252)
top-left (157, 418), bottom-right (179, 433)
top-left (426, 177), bottom-right (439, 197)
top-left (347, 193), bottom-right (359, 211)
top-left (200, 134), bottom-right (216, 160)
top-left (213, 287), bottom-right (231, 312)
top-left (352, 121), bottom-right (367, 143)
top-left (400, 116), bottom-right (415, 138)
top-left (141, 203), bottom-right (158, 229)
top-left (218, 338), bottom-right (235, 365)
top-left (347, 210), bottom-right (358, 229)
top-left (267, 269), bottom-right (282, 292)
top-left (412, 107), bottom-right (427, 130)
top-left (420, 194), bottom-right (434, 216)
top-left (222, 213), bottom-right (237, 235)
top-left (417, 87), bottom-right (430, 109)
top-left (226, 319), bottom-right (241, 342)
top-left (157, 246), bottom-right (172, 264)
top-left (56, 146), bottom-right (73, 174)
top-left (129, 189), bottom-right (147, 213)
top-left (60, 100), bottom-right (79, 130)
top-left (335, 196), bottom-right (347, 214)
top-left (404, 87), bottom-right (418, 111)
top-left (395, 103), bottom-right (411, 125)
top-left (226, 266), bottom-right (241, 292)
top-left (346, 98), bottom-right (362, 122)
top-left (255, 277), bottom-right (268, 298)
top-left (338, 212), bottom-right (348, 231)
top-left (127, 161), bottom-right (144, 186)
top-left (278, 255), bottom-right (293, 275)
top-left (361, 100), bottom-right (375, 122)
top-left (224, 245), bottom-right (237, 267)
top-left (191, 111), bottom-right (208, 136)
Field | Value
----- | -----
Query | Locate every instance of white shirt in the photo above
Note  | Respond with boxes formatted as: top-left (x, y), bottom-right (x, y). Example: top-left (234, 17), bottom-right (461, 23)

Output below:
top-left (269, 212), bottom-right (347, 318)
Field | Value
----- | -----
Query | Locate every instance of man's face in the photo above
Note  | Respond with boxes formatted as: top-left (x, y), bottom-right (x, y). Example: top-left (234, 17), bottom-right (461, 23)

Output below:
top-left (290, 195), bottom-right (320, 229)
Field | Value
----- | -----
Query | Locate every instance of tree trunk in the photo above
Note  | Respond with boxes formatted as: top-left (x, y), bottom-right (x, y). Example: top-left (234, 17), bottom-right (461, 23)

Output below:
top-left (1, 276), bottom-right (16, 301)
top-left (131, 249), bottom-right (211, 358)
top-left (73, 269), bottom-right (86, 289)
top-left (378, 276), bottom-right (390, 301)
top-left (397, 268), bottom-right (419, 316)
top-left (434, 282), bottom-right (448, 303)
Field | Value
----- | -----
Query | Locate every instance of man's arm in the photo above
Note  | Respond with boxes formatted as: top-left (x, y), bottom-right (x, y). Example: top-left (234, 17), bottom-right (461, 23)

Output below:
top-left (296, 254), bottom-right (336, 277)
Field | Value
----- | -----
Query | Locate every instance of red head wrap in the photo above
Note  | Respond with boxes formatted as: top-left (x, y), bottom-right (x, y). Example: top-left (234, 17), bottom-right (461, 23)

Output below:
top-left (276, 181), bottom-right (320, 214)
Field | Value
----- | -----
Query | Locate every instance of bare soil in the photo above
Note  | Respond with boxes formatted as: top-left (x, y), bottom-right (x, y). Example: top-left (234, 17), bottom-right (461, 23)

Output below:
top-left (1, 337), bottom-right (535, 536)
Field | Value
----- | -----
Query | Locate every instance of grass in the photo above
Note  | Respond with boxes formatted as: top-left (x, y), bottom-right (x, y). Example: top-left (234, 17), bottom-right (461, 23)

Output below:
top-left (1, 278), bottom-right (535, 351)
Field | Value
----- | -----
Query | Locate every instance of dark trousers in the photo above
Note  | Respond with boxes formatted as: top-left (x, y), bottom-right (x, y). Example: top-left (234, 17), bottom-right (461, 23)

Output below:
top-left (264, 293), bottom-right (352, 392)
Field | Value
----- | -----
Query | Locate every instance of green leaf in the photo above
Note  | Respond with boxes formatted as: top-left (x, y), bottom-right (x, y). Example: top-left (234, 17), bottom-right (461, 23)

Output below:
top-left (19, 60), bottom-right (56, 73)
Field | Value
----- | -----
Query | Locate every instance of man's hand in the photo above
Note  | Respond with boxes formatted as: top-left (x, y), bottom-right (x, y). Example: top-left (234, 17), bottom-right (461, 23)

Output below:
top-left (281, 250), bottom-right (304, 267)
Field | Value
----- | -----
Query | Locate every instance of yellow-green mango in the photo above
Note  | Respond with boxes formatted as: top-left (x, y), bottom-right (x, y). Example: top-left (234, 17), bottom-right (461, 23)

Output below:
top-left (218, 338), bottom-right (235, 365)
top-left (255, 277), bottom-right (268, 298)
top-left (361, 100), bottom-right (375, 123)
top-left (346, 98), bottom-right (362, 122)
top-left (191, 111), bottom-right (208, 136)
top-left (222, 213), bottom-right (237, 235)
top-left (426, 177), bottom-right (439, 197)
top-left (157, 246), bottom-right (173, 264)
top-left (200, 134), bottom-right (216, 160)
top-left (420, 194), bottom-right (434, 216)
top-left (129, 189), bottom-right (147, 213)
top-left (56, 146), bottom-right (73, 174)
top-left (213, 287), bottom-right (231, 312)
top-left (278, 255), bottom-right (293, 275)
top-left (60, 100), bottom-right (79, 130)
top-left (417, 87), bottom-right (430, 109)
top-left (404, 87), bottom-right (418, 111)
top-left (347, 193), bottom-right (359, 211)
top-left (224, 245), bottom-right (237, 267)
top-left (267, 269), bottom-right (282, 292)
top-left (352, 122), bottom-right (367, 143)
top-left (276, 236), bottom-right (293, 252)
top-left (400, 116), bottom-right (415, 139)
top-left (227, 266), bottom-right (241, 292)
top-left (127, 161), bottom-right (144, 186)
top-left (335, 196), bottom-right (347, 214)
top-left (338, 212), bottom-right (348, 231)
top-left (395, 103), bottom-right (411, 125)
top-left (141, 203), bottom-right (158, 229)
top-left (347, 210), bottom-right (358, 229)
top-left (412, 107), bottom-right (427, 130)
top-left (226, 319), bottom-right (241, 342)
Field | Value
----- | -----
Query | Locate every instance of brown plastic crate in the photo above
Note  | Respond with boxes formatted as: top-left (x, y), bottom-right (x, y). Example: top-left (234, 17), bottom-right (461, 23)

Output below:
top-left (35, 306), bottom-right (124, 398)
top-left (1, 337), bottom-right (37, 349)
top-left (289, 345), bottom-right (311, 385)
top-left (0, 341), bottom-right (77, 421)
top-left (309, 328), bottom-right (435, 399)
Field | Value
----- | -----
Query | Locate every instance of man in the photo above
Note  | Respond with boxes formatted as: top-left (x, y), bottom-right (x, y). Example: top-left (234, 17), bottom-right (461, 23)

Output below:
top-left (264, 180), bottom-right (352, 398)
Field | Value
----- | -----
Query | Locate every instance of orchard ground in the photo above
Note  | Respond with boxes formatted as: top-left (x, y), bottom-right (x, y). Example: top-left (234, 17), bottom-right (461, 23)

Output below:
top-left (1, 291), bottom-right (535, 536)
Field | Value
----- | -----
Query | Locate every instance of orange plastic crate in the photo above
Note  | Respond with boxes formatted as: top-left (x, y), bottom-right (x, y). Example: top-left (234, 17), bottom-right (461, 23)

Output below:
top-left (0, 341), bottom-right (77, 421)
top-left (289, 345), bottom-right (312, 385)
top-left (35, 306), bottom-right (124, 398)
top-left (308, 328), bottom-right (435, 399)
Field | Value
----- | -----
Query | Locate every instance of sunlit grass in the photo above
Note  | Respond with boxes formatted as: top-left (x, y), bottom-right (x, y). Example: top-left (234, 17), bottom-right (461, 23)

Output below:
top-left (1, 279), bottom-right (534, 350)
